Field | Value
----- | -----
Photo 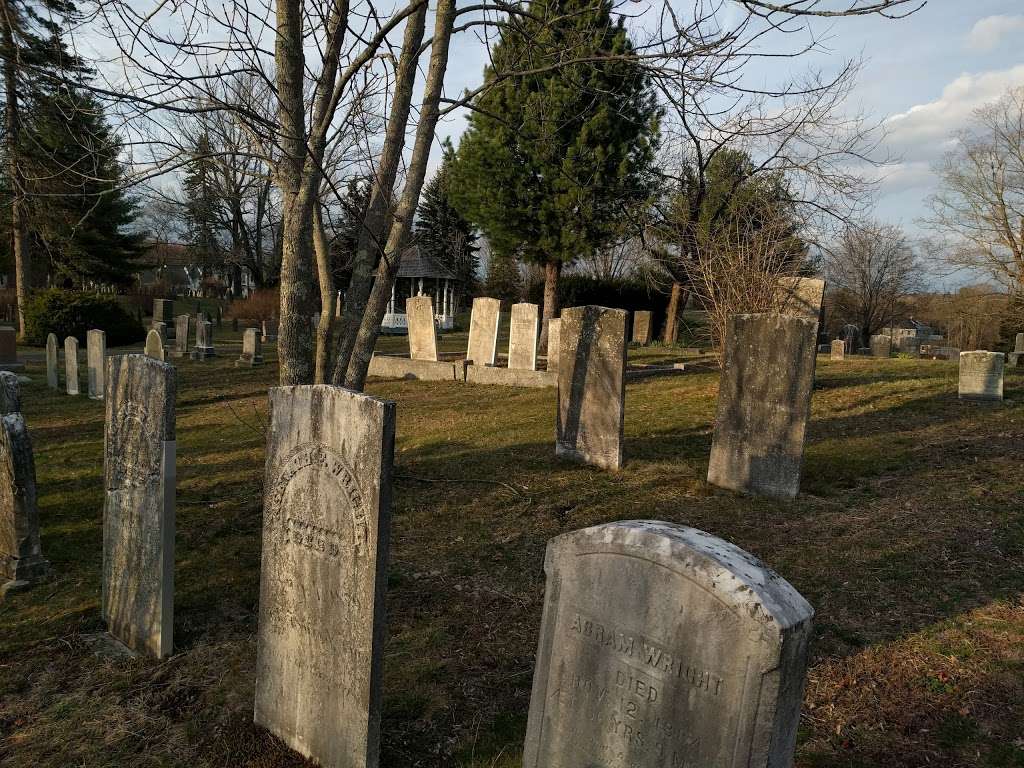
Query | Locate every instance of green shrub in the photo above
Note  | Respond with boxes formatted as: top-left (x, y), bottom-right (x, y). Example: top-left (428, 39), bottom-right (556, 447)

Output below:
top-left (24, 289), bottom-right (146, 347)
top-left (525, 274), bottom-right (670, 334)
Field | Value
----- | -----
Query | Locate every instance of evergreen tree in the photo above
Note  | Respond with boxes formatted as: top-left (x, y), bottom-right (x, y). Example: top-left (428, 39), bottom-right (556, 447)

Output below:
top-left (450, 0), bottom-right (660, 340)
top-left (484, 248), bottom-right (522, 302)
top-left (416, 139), bottom-right (479, 305)
top-left (182, 132), bottom-right (224, 270)
top-left (331, 176), bottom-right (372, 291)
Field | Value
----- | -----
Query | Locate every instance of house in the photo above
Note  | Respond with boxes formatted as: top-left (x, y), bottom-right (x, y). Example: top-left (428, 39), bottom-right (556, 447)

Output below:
top-left (137, 242), bottom-right (257, 297)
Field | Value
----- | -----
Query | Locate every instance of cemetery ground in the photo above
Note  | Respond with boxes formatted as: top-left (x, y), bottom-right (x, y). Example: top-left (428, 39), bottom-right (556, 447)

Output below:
top-left (2, 335), bottom-right (1024, 768)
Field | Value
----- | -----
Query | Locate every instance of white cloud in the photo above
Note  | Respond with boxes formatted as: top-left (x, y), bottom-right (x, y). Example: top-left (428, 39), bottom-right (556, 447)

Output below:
top-left (966, 14), bottom-right (1024, 52)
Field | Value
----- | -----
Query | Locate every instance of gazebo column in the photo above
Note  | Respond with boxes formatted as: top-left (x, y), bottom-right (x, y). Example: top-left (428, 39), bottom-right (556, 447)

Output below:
top-left (389, 283), bottom-right (396, 315)
top-left (418, 277), bottom-right (424, 296)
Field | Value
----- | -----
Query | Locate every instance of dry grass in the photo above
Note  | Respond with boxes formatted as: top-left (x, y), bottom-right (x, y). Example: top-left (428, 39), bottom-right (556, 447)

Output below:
top-left (1, 337), bottom-right (1022, 767)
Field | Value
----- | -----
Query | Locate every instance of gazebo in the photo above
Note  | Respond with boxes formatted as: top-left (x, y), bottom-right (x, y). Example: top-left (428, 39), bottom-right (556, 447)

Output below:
top-left (381, 246), bottom-right (459, 333)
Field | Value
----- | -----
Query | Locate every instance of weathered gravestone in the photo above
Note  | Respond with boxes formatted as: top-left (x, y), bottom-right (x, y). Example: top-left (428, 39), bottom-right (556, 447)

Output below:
top-left (64, 337), bottom-right (80, 395)
top-left (152, 299), bottom-right (175, 338)
top-left (707, 313), bottom-right (817, 500)
top-left (102, 355), bottom-right (175, 657)
top-left (1009, 333), bottom-right (1024, 368)
top-left (523, 521), bottom-right (814, 768)
top-left (46, 334), bottom-right (59, 389)
top-left (0, 327), bottom-right (24, 372)
top-left (556, 306), bottom-right (627, 471)
top-left (0, 407), bottom-right (49, 596)
top-left (466, 297), bottom-right (501, 365)
top-left (191, 320), bottom-right (216, 360)
top-left (262, 318), bottom-right (278, 343)
top-left (172, 315), bottom-right (190, 358)
top-left (255, 385), bottom-right (396, 768)
top-left (958, 351), bottom-right (1004, 402)
top-left (777, 276), bottom-right (826, 319)
top-left (87, 329), bottom-right (106, 400)
top-left (830, 339), bottom-right (845, 361)
top-left (508, 302), bottom-right (540, 371)
top-left (152, 321), bottom-right (168, 345)
top-left (406, 296), bottom-right (438, 362)
top-left (546, 318), bottom-right (561, 375)
top-left (0, 371), bottom-right (19, 414)
top-left (144, 329), bottom-right (166, 362)
top-left (869, 334), bottom-right (892, 358)
top-left (236, 328), bottom-right (263, 367)
top-left (631, 310), bottom-right (653, 345)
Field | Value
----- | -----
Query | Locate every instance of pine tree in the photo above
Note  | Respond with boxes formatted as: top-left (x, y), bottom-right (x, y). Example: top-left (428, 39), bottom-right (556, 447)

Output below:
top-left (416, 139), bottom-right (479, 305)
top-left (450, 0), bottom-right (660, 339)
top-left (332, 176), bottom-right (372, 291)
top-left (484, 248), bottom-right (521, 302)
top-left (182, 133), bottom-right (224, 270)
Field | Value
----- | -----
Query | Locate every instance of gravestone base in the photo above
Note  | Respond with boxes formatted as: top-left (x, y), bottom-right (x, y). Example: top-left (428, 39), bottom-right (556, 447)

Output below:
top-left (1, 554), bottom-right (49, 598)
top-left (235, 354), bottom-right (264, 368)
top-left (368, 354), bottom-right (460, 381)
top-left (190, 346), bottom-right (216, 360)
top-left (465, 363), bottom-right (557, 388)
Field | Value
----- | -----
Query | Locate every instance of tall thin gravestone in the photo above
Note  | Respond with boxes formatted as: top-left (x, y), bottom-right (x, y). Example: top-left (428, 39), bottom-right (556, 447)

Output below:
top-left (0, 371), bottom-right (19, 414)
top-left (466, 297), bottom-right (501, 365)
top-left (546, 318), bottom-right (562, 375)
top-left (255, 385), bottom-right (396, 768)
top-left (152, 298), bottom-right (175, 338)
top-left (145, 329), bottom-right (166, 362)
top-left (707, 313), bottom-right (817, 500)
top-left (191, 320), bottom-right (216, 359)
top-left (64, 337), bottom-right (80, 395)
top-left (0, 404), bottom-right (49, 596)
top-left (959, 351), bottom-right (1004, 402)
top-left (46, 333), bottom-right (59, 389)
top-left (172, 315), bottom-right (190, 358)
top-left (523, 521), bottom-right (814, 768)
top-left (406, 296), bottom-right (438, 362)
top-left (236, 328), bottom-right (263, 367)
top-left (631, 310), bottom-right (653, 345)
top-left (0, 327), bottom-right (23, 372)
top-left (87, 329), bottom-right (106, 400)
top-left (102, 355), bottom-right (175, 657)
top-left (508, 302), bottom-right (540, 371)
top-left (262, 318), bottom-right (278, 343)
top-left (556, 306), bottom-right (627, 470)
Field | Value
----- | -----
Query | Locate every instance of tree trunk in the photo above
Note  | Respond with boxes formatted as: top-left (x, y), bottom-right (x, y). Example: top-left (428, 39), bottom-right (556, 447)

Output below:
top-left (1, 7), bottom-right (28, 338)
top-left (343, 0), bottom-right (456, 391)
top-left (662, 281), bottom-right (687, 344)
top-left (539, 260), bottom-right (561, 352)
top-left (313, 204), bottom-right (335, 384)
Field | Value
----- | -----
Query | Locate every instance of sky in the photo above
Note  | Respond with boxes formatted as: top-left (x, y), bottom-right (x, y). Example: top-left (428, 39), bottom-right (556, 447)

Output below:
top-left (434, 0), bottom-right (1024, 251)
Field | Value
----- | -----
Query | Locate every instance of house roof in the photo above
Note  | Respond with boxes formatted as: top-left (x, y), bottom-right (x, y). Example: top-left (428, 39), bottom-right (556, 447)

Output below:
top-left (396, 245), bottom-right (458, 280)
top-left (141, 242), bottom-right (193, 268)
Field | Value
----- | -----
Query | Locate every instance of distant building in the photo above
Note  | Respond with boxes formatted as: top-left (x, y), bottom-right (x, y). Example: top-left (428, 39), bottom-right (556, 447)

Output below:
top-left (137, 242), bottom-right (256, 297)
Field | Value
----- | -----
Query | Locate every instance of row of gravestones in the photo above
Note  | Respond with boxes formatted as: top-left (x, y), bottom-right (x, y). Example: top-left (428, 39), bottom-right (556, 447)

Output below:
top-left (0, 354), bottom-right (814, 768)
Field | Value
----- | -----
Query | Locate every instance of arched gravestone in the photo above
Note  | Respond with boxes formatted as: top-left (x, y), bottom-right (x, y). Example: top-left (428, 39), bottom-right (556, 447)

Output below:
top-left (255, 385), bottom-right (396, 768)
top-left (144, 329), bottom-right (165, 362)
top-left (524, 521), bottom-right (813, 768)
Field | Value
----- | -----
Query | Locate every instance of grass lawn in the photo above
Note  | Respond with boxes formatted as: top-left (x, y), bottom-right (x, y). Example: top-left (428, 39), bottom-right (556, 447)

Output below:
top-left (1, 340), bottom-right (1023, 767)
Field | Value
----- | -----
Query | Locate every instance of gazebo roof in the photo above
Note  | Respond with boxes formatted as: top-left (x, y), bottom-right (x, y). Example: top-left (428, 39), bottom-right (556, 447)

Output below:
top-left (396, 245), bottom-right (458, 281)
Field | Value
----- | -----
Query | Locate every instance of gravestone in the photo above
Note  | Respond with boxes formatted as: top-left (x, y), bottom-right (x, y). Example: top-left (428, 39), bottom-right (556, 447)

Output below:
top-left (508, 302), bottom-right (540, 371)
top-left (191, 320), bottom-right (216, 360)
top-left (523, 521), bottom-right (814, 768)
top-left (777, 276), bottom-right (826, 319)
top-left (102, 355), bottom-right (175, 658)
top-left (869, 334), bottom-right (892, 358)
top-left (87, 329), bottom-right (107, 400)
top-left (0, 327), bottom-right (23, 372)
top-left (830, 339), bottom-right (845, 361)
top-left (172, 315), bottom-right (191, 358)
top-left (1010, 333), bottom-right (1024, 368)
top-left (631, 310), bottom-right (653, 345)
top-left (0, 371), bottom-right (19, 414)
top-left (406, 296), bottom-right (438, 362)
top-left (556, 306), bottom-right (627, 471)
top-left (232, 317), bottom-right (239, 332)
top-left (707, 313), bottom-right (817, 500)
top-left (64, 337), bottom-right (80, 395)
top-left (262, 318), bottom-right (278, 343)
top-left (546, 318), bottom-right (562, 375)
top-left (466, 297), bottom-right (501, 365)
top-left (255, 385), bottom-right (396, 768)
top-left (958, 351), bottom-right (1004, 402)
top-left (46, 334), bottom-right (59, 389)
top-left (0, 410), bottom-right (48, 596)
top-left (236, 328), bottom-right (263, 367)
top-left (144, 329), bottom-right (166, 362)
top-left (152, 299), bottom-right (175, 338)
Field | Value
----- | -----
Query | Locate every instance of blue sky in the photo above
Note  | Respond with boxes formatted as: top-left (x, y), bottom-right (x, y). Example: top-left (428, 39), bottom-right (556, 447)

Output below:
top-left (434, 0), bottom-right (1024, 242)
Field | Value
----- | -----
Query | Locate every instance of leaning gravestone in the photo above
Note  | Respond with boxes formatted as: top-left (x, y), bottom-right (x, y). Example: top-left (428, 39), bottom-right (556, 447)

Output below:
top-left (523, 521), bottom-right (814, 768)
top-left (0, 371), bottom-right (19, 414)
top-left (236, 328), bottom-right (263, 367)
top-left (707, 313), bottom-right (817, 500)
top-left (777, 276), bottom-right (826, 319)
top-left (144, 329), bottom-right (166, 362)
top-left (508, 302), bottom-right (540, 371)
top-left (631, 310), bottom-right (653, 345)
top-left (869, 334), bottom-right (892, 358)
top-left (466, 297), bottom-right (501, 366)
top-left (255, 385), bottom-right (396, 768)
top-left (191, 320), bottom-right (216, 360)
top-left (546, 318), bottom-right (562, 375)
top-left (958, 351), bottom-right (1004, 402)
top-left (65, 337), bottom-right (80, 395)
top-left (0, 408), bottom-right (49, 596)
top-left (556, 306), bottom-right (627, 471)
top-left (830, 339), bottom-right (845, 361)
top-left (406, 296), bottom-right (438, 362)
top-left (102, 355), bottom-right (175, 657)
top-left (0, 327), bottom-right (23, 372)
top-left (172, 315), bottom-right (190, 358)
top-left (46, 334), bottom-right (59, 389)
top-left (87, 329), bottom-right (106, 400)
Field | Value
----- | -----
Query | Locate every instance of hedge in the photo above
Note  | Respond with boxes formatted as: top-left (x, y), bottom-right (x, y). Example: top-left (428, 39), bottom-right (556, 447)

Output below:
top-left (526, 274), bottom-right (670, 338)
top-left (24, 289), bottom-right (146, 347)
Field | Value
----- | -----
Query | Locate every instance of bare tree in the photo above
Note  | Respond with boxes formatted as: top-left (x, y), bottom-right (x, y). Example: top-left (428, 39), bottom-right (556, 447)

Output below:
top-left (926, 87), bottom-right (1024, 296)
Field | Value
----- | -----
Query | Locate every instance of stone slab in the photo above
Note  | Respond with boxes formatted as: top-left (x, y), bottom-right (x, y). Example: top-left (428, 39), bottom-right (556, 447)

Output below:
top-left (191, 320), bottom-right (216, 360)
top-left (255, 385), bottom-right (395, 768)
top-left (777, 276), bottom-right (826, 319)
top-left (0, 411), bottom-right (48, 593)
top-left (631, 310), bottom-right (653, 344)
top-left (546, 318), bottom-right (562, 375)
top-left (508, 303), bottom-right (540, 371)
top-left (1015, 333), bottom-right (1023, 354)
top-left (406, 297), bottom-right (438, 362)
top-left (172, 315), bottom-right (190, 358)
top-left (102, 355), bottom-right (175, 658)
top-left (65, 337), bottom-right (80, 395)
top-left (46, 334), bottom-right (59, 389)
top-left (467, 297), bottom-right (501, 366)
top-left (523, 521), bottom-right (814, 768)
top-left (236, 327), bottom-right (264, 367)
top-left (958, 351), bottom-right (1004, 402)
top-left (88, 330), bottom-right (106, 399)
top-left (367, 355), bottom-right (460, 382)
top-left (152, 299), bottom-right (175, 334)
top-left (262, 318), bottom-right (279, 342)
top-left (869, 334), bottom-right (892, 358)
top-left (556, 306), bottom-right (627, 471)
top-left (830, 339), bottom-right (845, 361)
top-left (0, 371), bottom-right (20, 415)
top-left (707, 313), bottom-right (817, 500)
top-left (466, 364), bottom-right (557, 389)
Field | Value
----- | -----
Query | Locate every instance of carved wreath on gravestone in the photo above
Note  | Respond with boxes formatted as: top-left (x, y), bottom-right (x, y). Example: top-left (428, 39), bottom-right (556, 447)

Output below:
top-left (107, 401), bottom-right (161, 490)
top-left (264, 441), bottom-right (369, 560)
